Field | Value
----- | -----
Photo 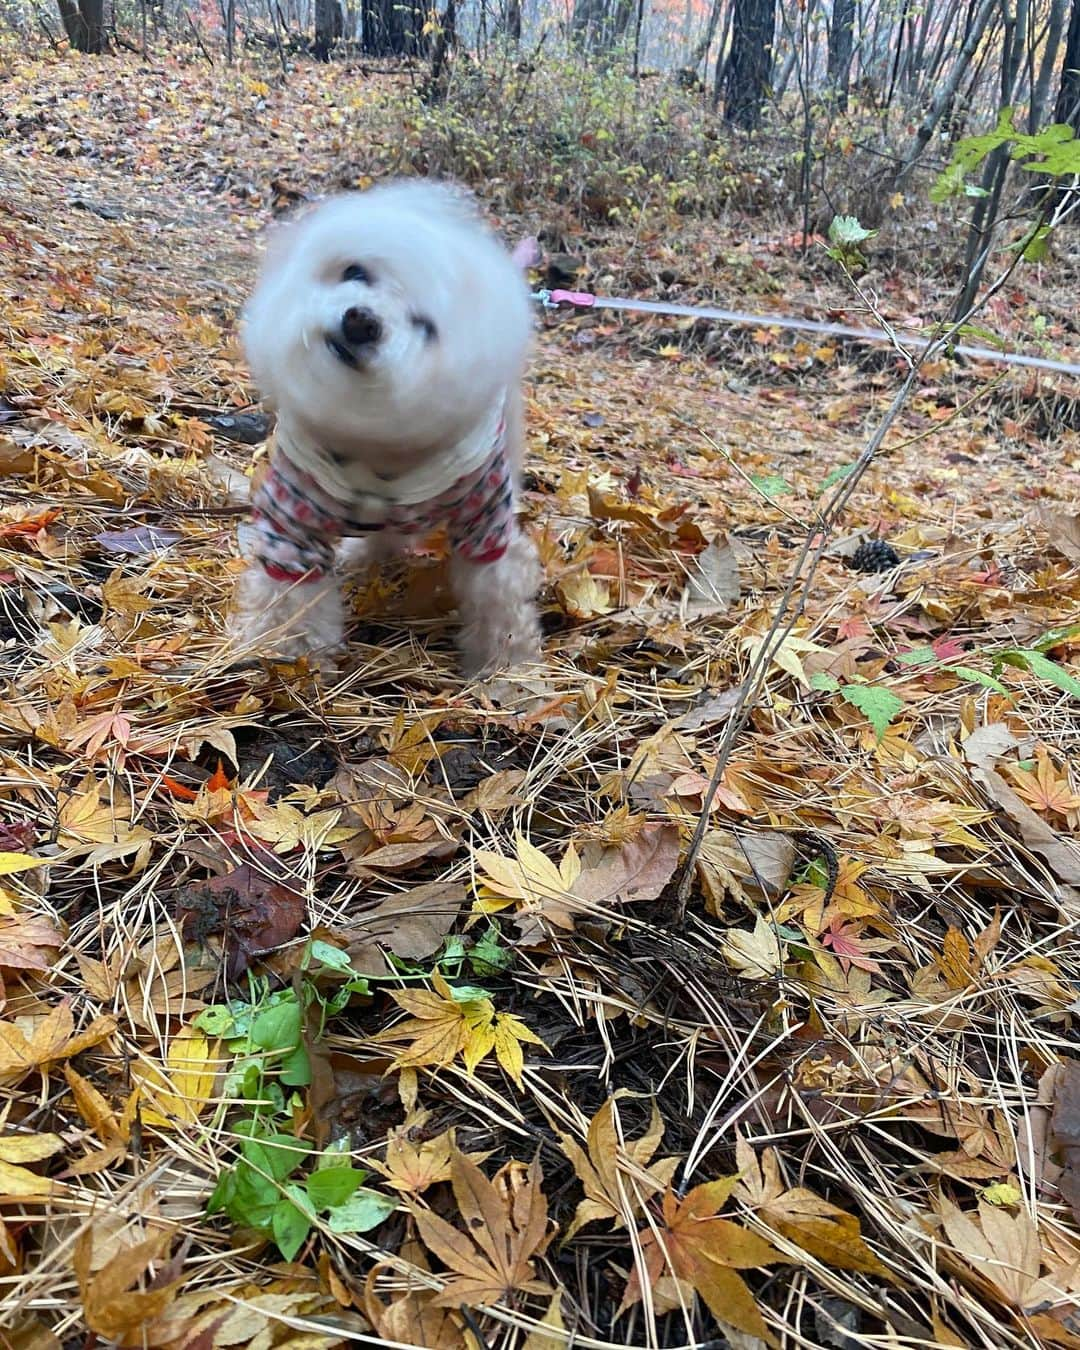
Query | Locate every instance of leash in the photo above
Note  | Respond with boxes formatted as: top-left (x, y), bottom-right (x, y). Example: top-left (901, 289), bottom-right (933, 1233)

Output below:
top-left (531, 287), bottom-right (1080, 379)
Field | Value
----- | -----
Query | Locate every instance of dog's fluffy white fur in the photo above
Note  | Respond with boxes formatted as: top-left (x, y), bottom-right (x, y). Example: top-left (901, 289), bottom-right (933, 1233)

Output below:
top-left (229, 180), bottom-right (541, 676)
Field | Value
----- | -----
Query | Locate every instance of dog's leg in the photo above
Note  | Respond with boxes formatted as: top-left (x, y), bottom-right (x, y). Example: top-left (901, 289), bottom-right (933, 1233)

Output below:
top-left (229, 564), bottom-right (346, 668)
top-left (228, 454), bottom-right (347, 668)
top-left (451, 526), bottom-right (542, 677)
top-left (450, 386), bottom-right (542, 677)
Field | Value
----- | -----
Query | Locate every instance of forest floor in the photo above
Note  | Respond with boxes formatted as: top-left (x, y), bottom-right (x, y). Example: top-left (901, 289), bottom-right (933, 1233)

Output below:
top-left (2, 49), bottom-right (1080, 1350)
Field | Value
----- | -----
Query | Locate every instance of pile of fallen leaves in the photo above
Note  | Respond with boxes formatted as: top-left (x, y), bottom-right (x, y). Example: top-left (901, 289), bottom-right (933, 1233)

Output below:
top-left (2, 48), bottom-right (1080, 1350)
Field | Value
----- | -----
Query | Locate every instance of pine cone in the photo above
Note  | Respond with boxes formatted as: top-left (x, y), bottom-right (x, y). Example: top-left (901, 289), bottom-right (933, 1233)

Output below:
top-left (849, 539), bottom-right (900, 573)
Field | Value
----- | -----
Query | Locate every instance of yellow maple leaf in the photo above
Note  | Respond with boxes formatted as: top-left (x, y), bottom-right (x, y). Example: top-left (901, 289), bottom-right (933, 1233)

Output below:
top-left (244, 800), bottom-right (358, 853)
top-left (369, 1111), bottom-right (491, 1194)
top-left (57, 773), bottom-right (153, 864)
top-left (0, 853), bottom-right (46, 877)
top-left (559, 1096), bottom-right (679, 1240)
top-left (0, 1132), bottom-right (66, 1198)
top-left (472, 834), bottom-right (581, 924)
top-left (734, 1138), bottom-right (892, 1278)
top-left (558, 573), bottom-right (614, 618)
top-left (462, 1003), bottom-right (547, 1088)
top-left (0, 1001), bottom-right (116, 1084)
top-left (721, 915), bottom-right (783, 980)
top-left (1008, 749), bottom-right (1080, 818)
top-left (741, 628), bottom-right (830, 689)
top-left (134, 1025), bottom-right (221, 1128)
top-left (378, 973), bottom-right (547, 1087)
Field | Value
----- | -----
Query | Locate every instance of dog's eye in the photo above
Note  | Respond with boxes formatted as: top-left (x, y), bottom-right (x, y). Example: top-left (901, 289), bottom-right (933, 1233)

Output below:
top-left (412, 315), bottom-right (438, 342)
top-left (342, 263), bottom-right (372, 284)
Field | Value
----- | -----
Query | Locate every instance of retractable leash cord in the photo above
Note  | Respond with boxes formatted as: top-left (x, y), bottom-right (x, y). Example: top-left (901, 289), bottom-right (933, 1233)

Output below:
top-left (531, 287), bottom-right (1080, 379)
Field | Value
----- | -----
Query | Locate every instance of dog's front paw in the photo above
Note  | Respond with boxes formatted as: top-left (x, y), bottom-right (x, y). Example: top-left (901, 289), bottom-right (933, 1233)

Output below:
top-left (458, 619), bottom-right (541, 679)
top-left (227, 564), bottom-right (346, 670)
top-left (452, 529), bottom-right (543, 679)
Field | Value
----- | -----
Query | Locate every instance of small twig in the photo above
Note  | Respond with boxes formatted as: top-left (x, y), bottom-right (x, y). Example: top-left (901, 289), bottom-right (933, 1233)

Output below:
top-left (184, 9), bottom-right (215, 64)
top-left (672, 197), bottom-right (1047, 920)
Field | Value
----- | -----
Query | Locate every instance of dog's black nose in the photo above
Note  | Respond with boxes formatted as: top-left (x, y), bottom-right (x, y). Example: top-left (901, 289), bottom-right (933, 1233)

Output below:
top-left (341, 306), bottom-right (382, 347)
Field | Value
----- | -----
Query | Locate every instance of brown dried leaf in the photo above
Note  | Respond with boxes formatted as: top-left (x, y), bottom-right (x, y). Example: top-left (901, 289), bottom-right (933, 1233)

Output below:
top-left (937, 1196), bottom-right (1045, 1310)
top-left (619, 1177), bottom-right (782, 1344)
top-left (734, 1139), bottom-right (892, 1279)
top-left (364, 1268), bottom-right (474, 1349)
top-left (174, 865), bottom-right (305, 978)
top-left (1051, 1060), bottom-right (1080, 1224)
top-left (0, 913), bottom-right (63, 975)
top-left (559, 1096), bottom-right (678, 1240)
top-left (683, 534), bottom-right (742, 613)
top-left (0, 1002), bottom-right (116, 1084)
top-left (574, 823), bottom-right (680, 906)
top-left (409, 1148), bottom-right (553, 1308)
top-left (74, 1228), bottom-right (183, 1345)
top-left (369, 1111), bottom-right (490, 1195)
top-left (344, 883), bottom-right (465, 975)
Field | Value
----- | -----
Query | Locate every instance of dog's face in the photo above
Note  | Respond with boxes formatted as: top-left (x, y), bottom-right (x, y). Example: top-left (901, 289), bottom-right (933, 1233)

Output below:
top-left (243, 183), bottom-right (532, 462)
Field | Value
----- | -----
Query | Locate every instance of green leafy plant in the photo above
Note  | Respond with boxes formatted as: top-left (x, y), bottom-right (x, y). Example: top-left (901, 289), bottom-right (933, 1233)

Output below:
top-left (206, 1119), bottom-right (394, 1259)
top-left (932, 109), bottom-right (1080, 202)
top-left (826, 215), bottom-right (877, 268)
top-left (199, 944), bottom-right (394, 1259)
top-left (996, 647), bottom-right (1080, 701)
top-left (811, 672), bottom-right (905, 741)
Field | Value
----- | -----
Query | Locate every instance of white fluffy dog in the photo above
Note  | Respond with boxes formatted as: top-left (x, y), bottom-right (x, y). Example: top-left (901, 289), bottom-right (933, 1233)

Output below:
top-left (228, 181), bottom-right (542, 676)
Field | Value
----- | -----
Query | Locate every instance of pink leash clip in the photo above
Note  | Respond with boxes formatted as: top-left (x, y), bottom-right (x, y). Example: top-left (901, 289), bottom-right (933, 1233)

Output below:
top-left (549, 290), bottom-right (596, 307)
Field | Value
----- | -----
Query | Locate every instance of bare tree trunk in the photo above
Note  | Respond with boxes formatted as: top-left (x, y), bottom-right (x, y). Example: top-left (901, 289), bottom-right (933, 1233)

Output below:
top-left (1030, 0), bottom-right (1064, 126)
top-left (222, 0), bottom-right (235, 61)
top-left (690, 0), bottom-right (725, 70)
top-left (632, 0), bottom-right (647, 72)
top-left (890, 0), bottom-right (997, 191)
top-left (267, 0), bottom-right (289, 73)
top-left (57, 0), bottom-right (106, 50)
top-left (314, 0), bottom-right (342, 58)
top-left (721, 0), bottom-right (775, 128)
top-left (955, 0), bottom-right (1025, 318)
top-left (361, 0), bottom-right (421, 52)
top-left (827, 0), bottom-right (856, 107)
top-left (1055, 0), bottom-right (1080, 129)
top-left (572, 0), bottom-right (635, 50)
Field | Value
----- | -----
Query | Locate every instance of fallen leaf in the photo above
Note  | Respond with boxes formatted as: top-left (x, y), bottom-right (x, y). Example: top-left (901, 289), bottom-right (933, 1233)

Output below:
top-left (675, 686), bottom-right (744, 732)
top-left (619, 1177), bottom-right (782, 1344)
top-left (133, 1025), bottom-right (221, 1129)
top-left (1040, 507), bottom-right (1080, 563)
top-left (559, 1096), bottom-right (679, 1240)
top-left (0, 1131), bottom-right (65, 1198)
top-left (344, 882), bottom-right (465, 974)
top-left (683, 535), bottom-right (741, 613)
top-left (0, 913), bottom-right (64, 980)
top-left (0, 1002), bottom-right (116, 1084)
top-left (409, 1148), bottom-right (553, 1308)
top-left (74, 1228), bottom-right (183, 1344)
top-left (377, 972), bottom-right (547, 1086)
top-left (574, 824), bottom-right (680, 907)
top-left (937, 1195), bottom-right (1050, 1310)
top-left (722, 916), bottom-right (783, 980)
top-left (0, 852), bottom-right (46, 876)
top-left (734, 1139), bottom-right (892, 1278)
top-left (1051, 1060), bottom-right (1080, 1224)
top-left (559, 572), bottom-right (615, 618)
top-left (370, 1111), bottom-right (491, 1195)
top-left (1008, 749), bottom-right (1080, 817)
top-left (174, 865), bottom-right (306, 977)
